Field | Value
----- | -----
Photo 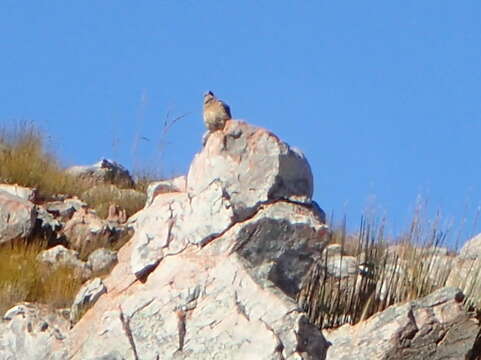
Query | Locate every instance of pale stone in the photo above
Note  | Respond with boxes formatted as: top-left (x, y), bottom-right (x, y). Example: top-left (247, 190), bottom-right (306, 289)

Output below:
top-left (0, 183), bottom-right (36, 201)
top-left (187, 120), bottom-right (314, 221)
top-left (0, 190), bottom-right (36, 244)
top-left (145, 175), bottom-right (186, 207)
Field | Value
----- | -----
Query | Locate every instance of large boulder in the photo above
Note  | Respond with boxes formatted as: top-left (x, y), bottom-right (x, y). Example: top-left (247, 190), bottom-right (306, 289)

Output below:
top-left (188, 120), bottom-right (314, 221)
top-left (0, 190), bottom-right (36, 244)
top-left (325, 287), bottom-right (479, 359)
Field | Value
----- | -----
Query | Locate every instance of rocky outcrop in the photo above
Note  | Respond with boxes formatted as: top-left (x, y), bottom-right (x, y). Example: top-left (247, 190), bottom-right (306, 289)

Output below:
top-left (66, 158), bottom-right (134, 188)
top-left (187, 120), bottom-right (314, 221)
top-left (0, 190), bottom-right (36, 244)
top-left (325, 287), bottom-right (479, 359)
top-left (65, 120), bottom-right (330, 359)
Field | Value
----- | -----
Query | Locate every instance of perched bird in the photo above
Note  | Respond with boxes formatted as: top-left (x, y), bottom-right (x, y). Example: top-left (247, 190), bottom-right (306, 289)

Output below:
top-left (203, 91), bottom-right (232, 131)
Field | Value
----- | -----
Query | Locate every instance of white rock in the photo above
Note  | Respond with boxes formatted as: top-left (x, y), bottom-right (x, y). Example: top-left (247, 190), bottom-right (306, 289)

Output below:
top-left (0, 183), bottom-right (36, 201)
top-left (0, 190), bottom-right (36, 244)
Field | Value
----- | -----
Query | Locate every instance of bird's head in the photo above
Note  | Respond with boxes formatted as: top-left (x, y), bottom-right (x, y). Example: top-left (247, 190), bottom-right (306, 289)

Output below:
top-left (203, 91), bottom-right (215, 104)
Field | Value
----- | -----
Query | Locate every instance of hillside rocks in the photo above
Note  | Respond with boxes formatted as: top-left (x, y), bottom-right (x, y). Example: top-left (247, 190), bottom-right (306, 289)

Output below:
top-left (3, 118), bottom-right (480, 359)
top-left (0, 303), bottom-right (70, 360)
top-left (0, 190), bottom-right (36, 244)
top-left (65, 120), bottom-right (330, 359)
top-left (325, 287), bottom-right (480, 360)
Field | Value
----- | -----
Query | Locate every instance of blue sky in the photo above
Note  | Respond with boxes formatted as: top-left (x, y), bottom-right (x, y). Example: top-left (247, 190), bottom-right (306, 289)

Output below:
top-left (2, 1), bottom-right (481, 243)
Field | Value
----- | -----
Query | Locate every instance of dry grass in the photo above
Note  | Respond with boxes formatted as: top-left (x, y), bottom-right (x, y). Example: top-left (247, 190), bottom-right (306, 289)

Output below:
top-left (80, 184), bottom-right (147, 219)
top-left (0, 122), bottom-right (86, 200)
top-left (298, 213), bottom-right (456, 329)
top-left (0, 240), bottom-right (83, 314)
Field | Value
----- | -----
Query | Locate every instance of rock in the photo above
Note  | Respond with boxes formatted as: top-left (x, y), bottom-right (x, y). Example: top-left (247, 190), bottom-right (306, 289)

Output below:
top-left (446, 256), bottom-right (481, 309)
top-left (322, 243), bottom-right (343, 257)
top-left (66, 158), bottom-right (134, 188)
top-left (324, 255), bottom-right (358, 278)
top-left (145, 175), bottom-right (186, 207)
top-left (204, 200), bottom-right (328, 298)
top-left (0, 303), bottom-right (70, 360)
top-left (44, 198), bottom-right (86, 221)
top-left (37, 245), bottom-right (92, 280)
top-left (61, 207), bottom-right (114, 257)
top-left (70, 278), bottom-right (107, 323)
top-left (0, 183), bottom-right (36, 201)
top-left (325, 287), bottom-right (479, 360)
top-left (0, 190), bottom-right (36, 244)
top-left (35, 205), bottom-right (62, 236)
top-left (87, 248), bottom-right (118, 273)
top-left (106, 204), bottom-right (127, 224)
top-left (459, 232), bottom-right (481, 259)
top-left (187, 120), bottom-right (314, 221)
top-left (130, 180), bottom-right (235, 278)
top-left (65, 229), bottom-right (329, 359)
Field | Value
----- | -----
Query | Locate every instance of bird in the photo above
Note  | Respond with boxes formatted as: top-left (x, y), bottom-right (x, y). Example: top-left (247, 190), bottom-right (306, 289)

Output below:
top-left (203, 91), bottom-right (232, 132)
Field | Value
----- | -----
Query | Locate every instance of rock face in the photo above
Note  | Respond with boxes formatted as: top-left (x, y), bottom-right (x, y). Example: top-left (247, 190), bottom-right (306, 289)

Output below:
top-left (325, 287), bottom-right (479, 360)
top-left (0, 190), bottom-right (36, 244)
top-left (65, 120), bottom-right (329, 359)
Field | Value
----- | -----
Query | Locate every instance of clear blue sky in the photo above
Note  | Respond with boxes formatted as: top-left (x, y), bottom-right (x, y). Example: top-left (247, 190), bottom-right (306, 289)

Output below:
top-left (2, 1), bottom-right (481, 243)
